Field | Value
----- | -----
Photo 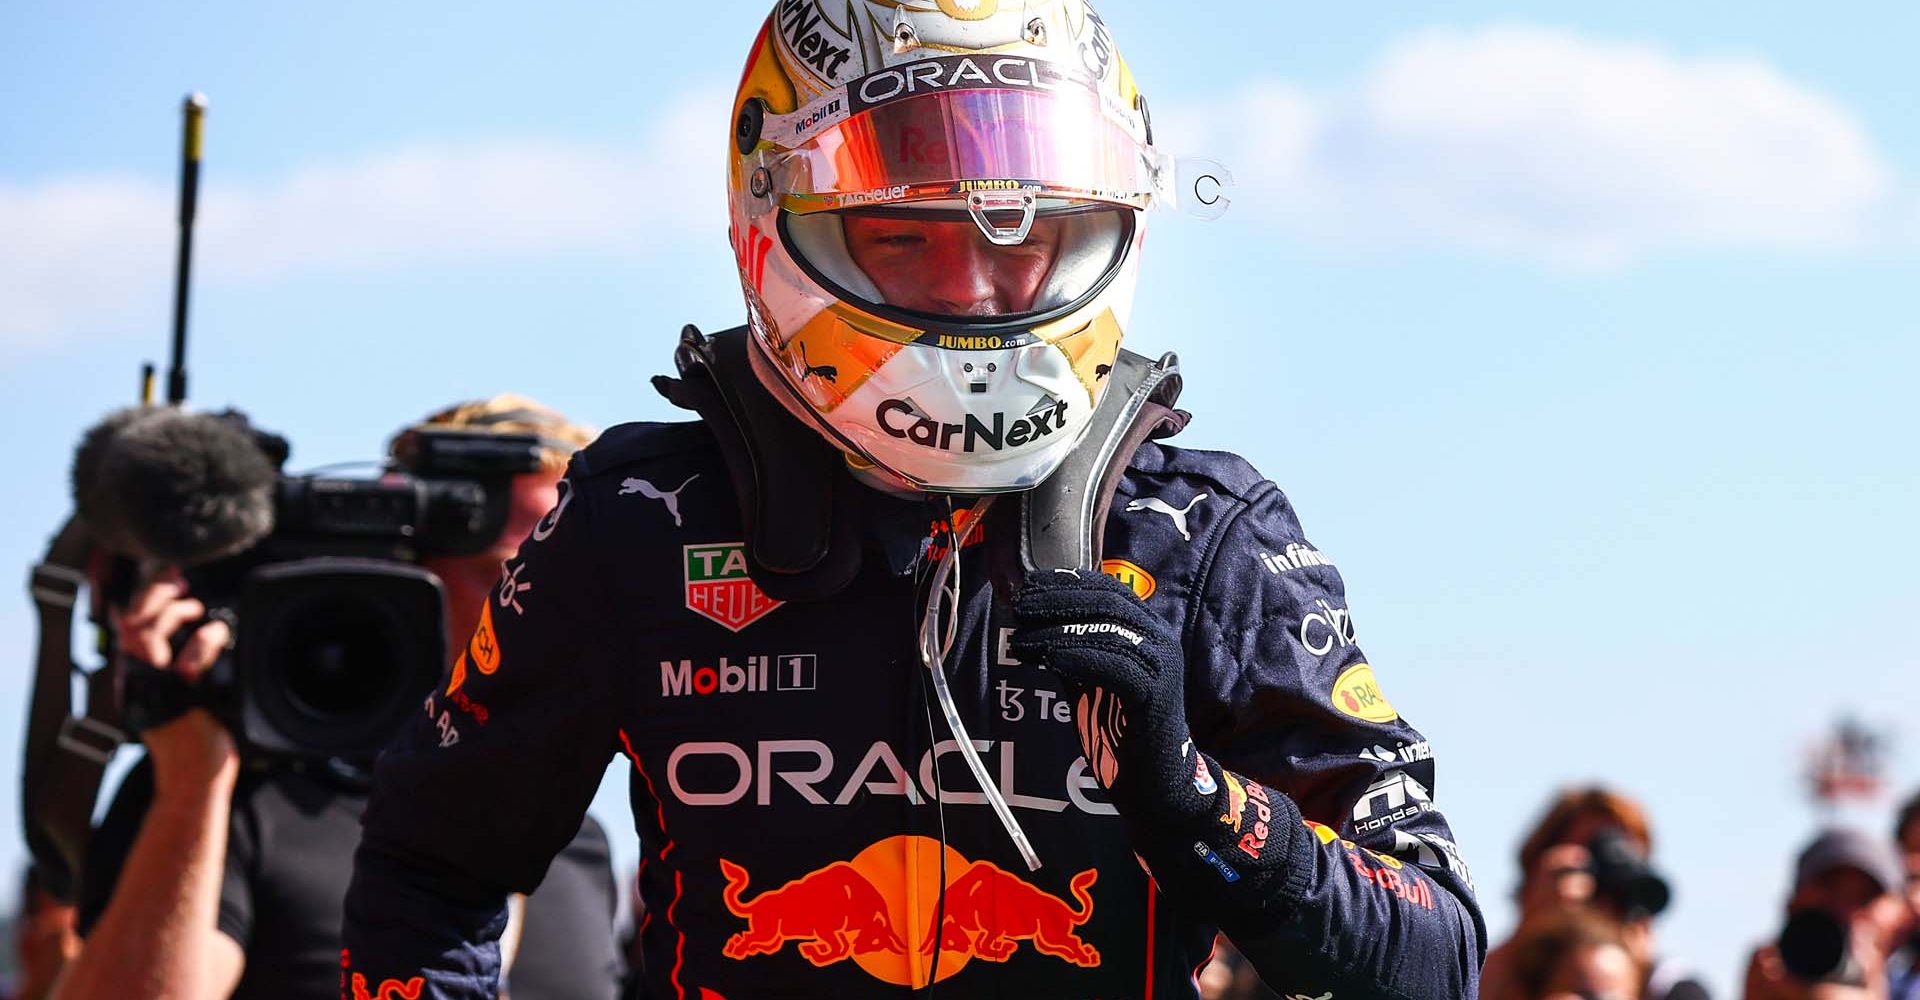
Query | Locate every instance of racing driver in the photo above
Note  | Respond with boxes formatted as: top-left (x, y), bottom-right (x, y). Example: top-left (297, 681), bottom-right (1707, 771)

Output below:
top-left (343, 3), bottom-right (1485, 998)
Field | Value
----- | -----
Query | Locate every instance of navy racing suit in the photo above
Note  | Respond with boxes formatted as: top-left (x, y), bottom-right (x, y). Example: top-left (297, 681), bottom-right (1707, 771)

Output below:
top-left (343, 419), bottom-right (1484, 1000)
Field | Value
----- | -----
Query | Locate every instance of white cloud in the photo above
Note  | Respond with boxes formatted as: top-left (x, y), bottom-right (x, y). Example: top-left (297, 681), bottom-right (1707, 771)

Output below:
top-left (0, 87), bottom-right (730, 352)
top-left (2, 30), bottom-right (1901, 351)
top-left (1164, 26), bottom-right (1896, 268)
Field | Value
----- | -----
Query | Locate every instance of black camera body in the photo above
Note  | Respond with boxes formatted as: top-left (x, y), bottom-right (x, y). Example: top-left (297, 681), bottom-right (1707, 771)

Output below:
top-left (153, 425), bottom-right (548, 760)
top-left (1776, 908), bottom-right (1862, 985)
top-left (1586, 829), bottom-right (1672, 920)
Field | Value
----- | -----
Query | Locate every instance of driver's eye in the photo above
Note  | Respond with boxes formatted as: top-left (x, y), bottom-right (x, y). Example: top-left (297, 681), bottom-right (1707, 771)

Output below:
top-left (873, 233), bottom-right (924, 247)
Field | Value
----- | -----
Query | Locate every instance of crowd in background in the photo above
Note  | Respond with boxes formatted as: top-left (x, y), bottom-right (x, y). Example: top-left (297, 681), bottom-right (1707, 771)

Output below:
top-left (1199, 787), bottom-right (1920, 1000)
top-left (5, 780), bottom-right (1920, 998)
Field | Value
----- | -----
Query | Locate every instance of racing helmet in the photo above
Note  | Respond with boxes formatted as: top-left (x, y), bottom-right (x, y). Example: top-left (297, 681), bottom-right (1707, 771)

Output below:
top-left (728, 0), bottom-right (1183, 494)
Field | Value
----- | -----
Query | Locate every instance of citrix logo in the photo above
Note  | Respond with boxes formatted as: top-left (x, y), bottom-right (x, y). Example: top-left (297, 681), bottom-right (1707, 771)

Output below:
top-left (1298, 599), bottom-right (1355, 656)
top-left (875, 397), bottom-right (1069, 453)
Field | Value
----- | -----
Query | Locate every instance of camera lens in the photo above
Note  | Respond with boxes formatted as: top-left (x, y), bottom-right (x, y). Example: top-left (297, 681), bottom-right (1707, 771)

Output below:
top-left (1778, 909), bottom-right (1849, 982)
top-left (270, 592), bottom-right (409, 718)
top-left (1588, 830), bottom-right (1672, 919)
top-left (236, 558), bottom-right (446, 759)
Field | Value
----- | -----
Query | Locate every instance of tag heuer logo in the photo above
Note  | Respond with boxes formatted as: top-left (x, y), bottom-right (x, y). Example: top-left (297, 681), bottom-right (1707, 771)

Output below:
top-left (683, 543), bottom-right (784, 632)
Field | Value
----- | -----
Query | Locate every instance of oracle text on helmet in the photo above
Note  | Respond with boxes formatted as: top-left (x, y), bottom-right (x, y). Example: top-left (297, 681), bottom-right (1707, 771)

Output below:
top-left (849, 55), bottom-right (1073, 114)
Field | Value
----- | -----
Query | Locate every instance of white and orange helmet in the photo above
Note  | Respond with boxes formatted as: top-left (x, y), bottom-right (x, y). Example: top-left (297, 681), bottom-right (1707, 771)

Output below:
top-left (727, 0), bottom-right (1213, 494)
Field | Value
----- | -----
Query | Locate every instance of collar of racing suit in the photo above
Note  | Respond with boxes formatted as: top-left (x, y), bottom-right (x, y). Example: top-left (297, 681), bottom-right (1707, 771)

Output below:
top-left (652, 323), bottom-right (1189, 602)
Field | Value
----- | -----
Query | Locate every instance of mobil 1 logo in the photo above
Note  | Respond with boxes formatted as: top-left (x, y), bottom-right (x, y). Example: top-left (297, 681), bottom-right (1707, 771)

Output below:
top-left (661, 653), bottom-right (819, 698)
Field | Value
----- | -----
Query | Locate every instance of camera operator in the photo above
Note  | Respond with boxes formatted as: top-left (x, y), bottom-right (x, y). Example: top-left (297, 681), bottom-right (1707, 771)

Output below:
top-left (56, 395), bottom-right (622, 1000)
top-left (1484, 787), bottom-right (1710, 1000)
top-left (1742, 829), bottom-right (1910, 1000)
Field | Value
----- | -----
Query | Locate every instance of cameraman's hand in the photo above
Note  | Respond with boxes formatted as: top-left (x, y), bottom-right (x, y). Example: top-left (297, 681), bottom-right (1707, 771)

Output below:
top-left (114, 569), bottom-right (238, 798)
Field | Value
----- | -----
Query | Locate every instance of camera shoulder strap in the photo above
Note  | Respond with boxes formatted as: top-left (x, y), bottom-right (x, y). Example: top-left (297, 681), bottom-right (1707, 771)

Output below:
top-left (23, 516), bottom-right (125, 902)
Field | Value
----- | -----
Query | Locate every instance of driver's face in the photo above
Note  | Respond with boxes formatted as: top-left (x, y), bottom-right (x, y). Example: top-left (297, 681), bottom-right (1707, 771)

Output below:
top-left (843, 214), bottom-right (1063, 316)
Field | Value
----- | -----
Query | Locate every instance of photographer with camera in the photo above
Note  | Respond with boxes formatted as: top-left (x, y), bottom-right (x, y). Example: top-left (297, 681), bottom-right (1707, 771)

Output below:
top-left (1484, 787), bottom-right (1710, 1000)
top-left (1743, 829), bottom-right (1912, 1000)
top-left (52, 395), bottom-right (622, 1000)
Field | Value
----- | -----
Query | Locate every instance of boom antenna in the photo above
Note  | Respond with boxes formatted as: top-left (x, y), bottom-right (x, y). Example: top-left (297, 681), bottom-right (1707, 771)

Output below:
top-left (166, 93), bottom-right (206, 406)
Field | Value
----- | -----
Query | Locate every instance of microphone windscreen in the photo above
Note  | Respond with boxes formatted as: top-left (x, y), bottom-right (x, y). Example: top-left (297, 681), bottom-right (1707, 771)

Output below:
top-left (72, 406), bottom-right (278, 565)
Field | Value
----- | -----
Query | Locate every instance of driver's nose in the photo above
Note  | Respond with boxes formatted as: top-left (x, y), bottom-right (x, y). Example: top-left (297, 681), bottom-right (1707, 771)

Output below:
top-left (916, 232), bottom-right (1002, 316)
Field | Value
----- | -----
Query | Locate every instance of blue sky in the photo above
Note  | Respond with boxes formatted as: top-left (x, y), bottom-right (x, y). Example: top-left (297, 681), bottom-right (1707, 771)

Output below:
top-left (4, 2), bottom-right (1917, 992)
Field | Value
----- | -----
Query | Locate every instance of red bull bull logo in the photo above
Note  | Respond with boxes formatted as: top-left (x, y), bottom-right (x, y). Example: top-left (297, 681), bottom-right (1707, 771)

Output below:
top-left (719, 859), bottom-right (907, 965)
top-left (718, 836), bottom-right (1101, 986)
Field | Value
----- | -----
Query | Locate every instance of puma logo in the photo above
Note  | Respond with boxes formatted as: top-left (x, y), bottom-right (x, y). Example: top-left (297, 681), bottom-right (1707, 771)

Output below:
top-left (1125, 493), bottom-right (1209, 542)
top-left (1094, 363), bottom-right (1112, 380)
top-left (798, 343), bottom-right (838, 383)
top-left (618, 474), bottom-right (700, 527)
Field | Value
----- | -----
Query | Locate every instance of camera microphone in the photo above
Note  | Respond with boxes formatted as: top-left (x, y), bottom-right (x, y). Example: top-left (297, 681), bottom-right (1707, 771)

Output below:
top-left (71, 405), bottom-right (279, 566)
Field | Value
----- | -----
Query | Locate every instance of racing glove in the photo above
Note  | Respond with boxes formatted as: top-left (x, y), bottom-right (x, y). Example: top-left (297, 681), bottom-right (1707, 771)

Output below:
top-left (1010, 569), bottom-right (1310, 923)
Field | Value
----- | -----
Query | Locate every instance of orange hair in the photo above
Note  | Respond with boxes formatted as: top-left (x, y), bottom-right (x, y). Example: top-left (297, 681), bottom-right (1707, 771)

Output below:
top-left (390, 393), bottom-right (596, 474)
top-left (1517, 786), bottom-right (1653, 883)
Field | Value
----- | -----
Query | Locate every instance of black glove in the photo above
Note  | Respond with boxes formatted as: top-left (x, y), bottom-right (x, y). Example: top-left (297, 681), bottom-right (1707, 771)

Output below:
top-left (1011, 568), bottom-right (1305, 912)
top-left (1009, 568), bottom-right (1200, 810)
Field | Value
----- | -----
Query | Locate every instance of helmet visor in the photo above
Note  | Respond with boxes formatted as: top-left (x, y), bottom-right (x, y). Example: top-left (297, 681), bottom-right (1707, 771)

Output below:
top-left (767, 83), bottom-right (1155, 214)
top-left (782, 202), bottom-right (1132, 328)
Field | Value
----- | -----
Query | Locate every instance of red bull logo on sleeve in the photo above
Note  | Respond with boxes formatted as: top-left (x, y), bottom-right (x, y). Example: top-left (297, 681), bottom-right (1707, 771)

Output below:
top-left (717, 835), bottom-right (1101, 987)
top-left (1301, 819), bottom-right (1437, 911)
